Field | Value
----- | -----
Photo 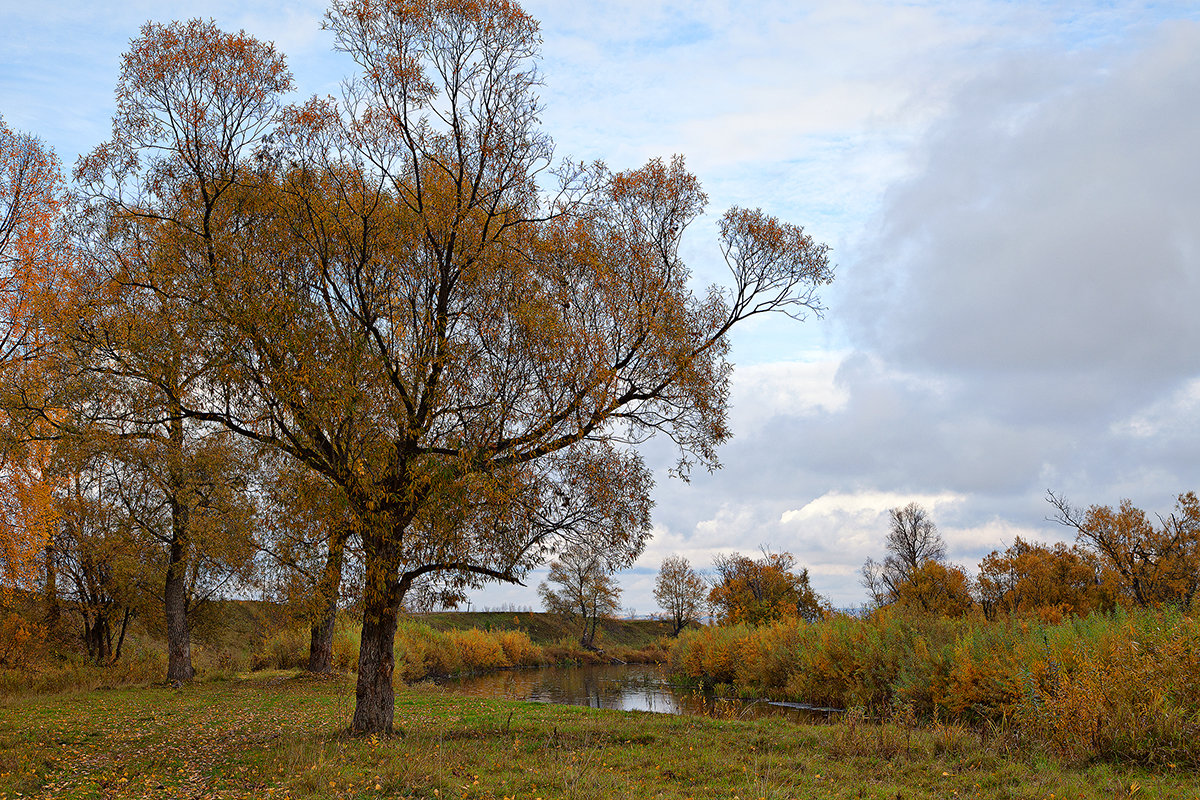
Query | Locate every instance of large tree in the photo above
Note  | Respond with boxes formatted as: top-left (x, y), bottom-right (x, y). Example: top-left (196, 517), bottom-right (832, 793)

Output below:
top-left (77, 2), bottom-right (832, 733)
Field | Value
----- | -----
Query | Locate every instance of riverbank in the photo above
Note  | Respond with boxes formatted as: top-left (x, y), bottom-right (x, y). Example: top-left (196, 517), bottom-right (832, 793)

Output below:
top-left (2, 672), bottom-right (1195, 799)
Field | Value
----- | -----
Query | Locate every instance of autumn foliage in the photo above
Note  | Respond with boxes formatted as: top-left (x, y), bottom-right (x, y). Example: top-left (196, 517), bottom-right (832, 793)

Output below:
top-left (708, 550), bottom-right (826, 625)
top-left (0, 115), bottom-right (69, 600)
top-left (0, 0), bottom-right (836, 734)
top-left (977, 537), bottom-right (1113, 621)
top-left (669, 605), bottom-right (1200, 765)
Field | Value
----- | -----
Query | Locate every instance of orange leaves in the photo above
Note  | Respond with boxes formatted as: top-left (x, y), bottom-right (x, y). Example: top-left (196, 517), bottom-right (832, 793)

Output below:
top-left (74, 1), bottom-right (833, 731)
top-left (892, 561), bottom-right (974, 618)
top-left (119, 19), bottom-right (293, 116)
top-left (0, 115), bottom-right (65, 364)
top-left (718, 205), bottom-right (833, 321)
top-left (0, 117), bottom-right (67, 597)
top-left (609, 155), bottom-right (708, 249)
top-left (977, 537), bottom-right (1112, 620)
top-left (1051, 491), bottom-right (1200, 608)
top-left (82, 18), bottom-right (292, 206)
top-left (709, 550), bottom-right (826, 626)
top-left (0, 449), bottom-right (57, 594)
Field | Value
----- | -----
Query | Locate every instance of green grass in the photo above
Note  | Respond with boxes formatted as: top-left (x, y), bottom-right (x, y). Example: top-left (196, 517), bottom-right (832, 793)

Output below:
top-left (2, 674), bottom-right (1197, 799)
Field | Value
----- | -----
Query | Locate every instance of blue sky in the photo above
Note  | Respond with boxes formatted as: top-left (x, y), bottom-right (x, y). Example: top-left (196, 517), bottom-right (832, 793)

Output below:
top-left (5, 1), bottom-right (1200, 612)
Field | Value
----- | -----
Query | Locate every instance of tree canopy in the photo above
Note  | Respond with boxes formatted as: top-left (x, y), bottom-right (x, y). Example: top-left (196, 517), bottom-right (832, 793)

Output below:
top-left (708, 550), bottom-right (825, 625)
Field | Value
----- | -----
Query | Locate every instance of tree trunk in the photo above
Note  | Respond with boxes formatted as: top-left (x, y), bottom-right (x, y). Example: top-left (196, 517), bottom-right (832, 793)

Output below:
top-left (352, 534), bottom-right (400, 734)
top-left (84, 607), bottom-right (112, 663)
top-left (164, 535), bottom-right (194, 682)
top-left (352, 590), bottom-right (399, 734)
top-left (43, 542), bottom-right (59, 626)
top-left (164, 413), bottom-right (194, 684)
top-left (308, 529), bottom-right (346, 674)
top-left (113, 606), bottom-right (131, 662)
top-left (309, 603), bottom-right (338, 674)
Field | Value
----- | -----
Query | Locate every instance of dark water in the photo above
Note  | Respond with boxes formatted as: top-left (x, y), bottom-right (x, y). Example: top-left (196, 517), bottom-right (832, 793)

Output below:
top-left (437, 663), bottom-right (839, 723)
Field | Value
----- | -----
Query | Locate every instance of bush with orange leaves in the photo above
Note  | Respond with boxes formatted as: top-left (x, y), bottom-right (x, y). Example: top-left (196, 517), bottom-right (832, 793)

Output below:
top-left (0, 610), bottom-right (44, 668)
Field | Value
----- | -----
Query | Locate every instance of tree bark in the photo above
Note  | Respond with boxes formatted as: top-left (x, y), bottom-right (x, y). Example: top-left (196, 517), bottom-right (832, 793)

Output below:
top-left (164, 413), bottom-right (195, 684)
top-left (308, 606), bottom-right (338, 674)
top-left (43, 542), bottom-right (59, 626)
top-left (164, 532), bottom-right (194, 682)
top-left (352, 532), bottom-right (400, 734)
top-left (84, 609), bottom-right (112, 663)
top-left (113, 606), bottom-right (131, 662)
top-left (308, 528), bottom-right (346, 674)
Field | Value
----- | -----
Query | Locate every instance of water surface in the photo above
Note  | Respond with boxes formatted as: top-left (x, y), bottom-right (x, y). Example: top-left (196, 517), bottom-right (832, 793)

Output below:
top-left (438, 663), bottom-right (839, 723)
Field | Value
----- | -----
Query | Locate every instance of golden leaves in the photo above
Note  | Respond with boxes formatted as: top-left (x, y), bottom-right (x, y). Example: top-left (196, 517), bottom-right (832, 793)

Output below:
top-left (0, 117), bottom-right (68, 596)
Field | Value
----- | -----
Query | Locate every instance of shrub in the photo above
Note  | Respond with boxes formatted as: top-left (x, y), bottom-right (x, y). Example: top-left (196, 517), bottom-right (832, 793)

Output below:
top-left (394, 620), bottom-right (461, 681)
top-left (496, 630), bottom-right (544, 667)
top-left (0, 612), bottom-right (44, 668)
top-left (448, 628), bottom-right (510, 672)
top-left (251, 627), bottom-right (309, 671)
top-left (665, 607), bottom-right (1200, 765)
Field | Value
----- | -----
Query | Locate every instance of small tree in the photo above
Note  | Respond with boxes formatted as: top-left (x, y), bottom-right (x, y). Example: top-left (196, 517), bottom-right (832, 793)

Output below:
top-left (653, 554), bottom-right (706, 635)
top-left (861, 502), bottom-right (947, 607)
top-left (977, 536), bottom-right (1113, 620)
top-left (892, 561), bottom-right (974, 617)
top-left (708, 550), bottom-right (824, 625)
top-left (1048, 491), bottom-right (1200, 608)
top-left (538, 544), bottom-right (621, 649)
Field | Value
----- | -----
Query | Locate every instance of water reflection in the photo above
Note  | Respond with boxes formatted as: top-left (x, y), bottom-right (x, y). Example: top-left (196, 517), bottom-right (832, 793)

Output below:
top-left (438, 664), bottom-right (836, 724)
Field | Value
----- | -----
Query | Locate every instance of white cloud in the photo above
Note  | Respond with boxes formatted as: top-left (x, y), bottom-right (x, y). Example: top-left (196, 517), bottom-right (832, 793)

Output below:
top-left (780, 489), bottom-right (964, 525)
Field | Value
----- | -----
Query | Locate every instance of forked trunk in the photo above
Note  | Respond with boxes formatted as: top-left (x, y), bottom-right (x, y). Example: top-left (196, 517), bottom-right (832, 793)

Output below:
top-left (84, 609), bottom-right (112, 663)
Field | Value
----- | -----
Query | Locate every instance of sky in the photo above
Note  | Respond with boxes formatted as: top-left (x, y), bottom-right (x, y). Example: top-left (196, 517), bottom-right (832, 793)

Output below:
top-left (4, 0), bottom-right (1200, 612)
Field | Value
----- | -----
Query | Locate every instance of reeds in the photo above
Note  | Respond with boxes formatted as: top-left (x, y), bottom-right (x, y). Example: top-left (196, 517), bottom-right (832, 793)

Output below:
top-left (669, 606), bottom-right (1200, 764)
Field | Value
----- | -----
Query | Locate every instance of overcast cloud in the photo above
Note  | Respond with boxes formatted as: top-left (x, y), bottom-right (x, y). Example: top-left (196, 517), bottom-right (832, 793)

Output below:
top-left (4, 1), bottom-right (1200, 611)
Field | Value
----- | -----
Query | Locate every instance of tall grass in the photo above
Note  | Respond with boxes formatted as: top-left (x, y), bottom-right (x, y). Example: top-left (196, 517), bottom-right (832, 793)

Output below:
top-left (668, 606), bottom-right (1200, 765)
top-left (251, 619), bottom-right (548, 680)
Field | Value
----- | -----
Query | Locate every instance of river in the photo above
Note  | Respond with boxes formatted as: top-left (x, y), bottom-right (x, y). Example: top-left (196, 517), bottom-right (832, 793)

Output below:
top-left (437, 663), bottom-right (840, 723)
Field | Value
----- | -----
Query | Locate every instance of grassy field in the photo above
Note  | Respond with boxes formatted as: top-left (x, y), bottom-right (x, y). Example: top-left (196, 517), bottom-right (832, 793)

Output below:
top-left (2, 673), bottom-right (1197, 800)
